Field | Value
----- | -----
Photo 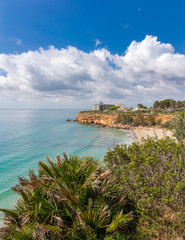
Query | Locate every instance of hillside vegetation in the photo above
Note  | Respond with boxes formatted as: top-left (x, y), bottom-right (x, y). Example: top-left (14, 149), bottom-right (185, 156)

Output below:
top-left (0, 137), bottom-right (185, 240)
top-left (79, 98), bottom-right (185, 129)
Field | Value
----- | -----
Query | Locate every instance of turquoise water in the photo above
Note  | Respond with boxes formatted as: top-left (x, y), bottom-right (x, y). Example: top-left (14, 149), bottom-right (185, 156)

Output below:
top-left (0, 109), bottom-right (133, 216)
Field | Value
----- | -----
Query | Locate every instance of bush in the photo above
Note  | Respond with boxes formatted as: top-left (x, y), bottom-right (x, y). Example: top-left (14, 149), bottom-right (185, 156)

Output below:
top-left (0, 154), bottom-right (136, 240)
top-left (116, 114), bottom-right (133, 125)
top-left (108, 106), bottom-right (119, 110)
top-left (104, 138), bottom-right (185, 239)
top-left (161, 119), bottom-right (174, 129)
top-left (1, 139), bottom-right (185, 239)
top-left (156, 119), bottom-right (162, 126)
top-left (173, 112), bottom-right (185, 141)
top-left (132, 116), bottom-right (146, 126)
top-left (162, 112), bottom-right (185, 141)
top-left (146, 115), bottom-right (156, 126)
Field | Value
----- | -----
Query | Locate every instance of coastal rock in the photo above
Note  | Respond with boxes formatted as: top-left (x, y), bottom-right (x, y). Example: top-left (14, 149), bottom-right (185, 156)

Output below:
top-left (153, 114), bottom-right (174, 124)
top-left (76, 112), bottom-right (118, 126)
top-left (76, 112), bottom-right (130, 129)
top-left (76, 112), bottom-right (174, 129)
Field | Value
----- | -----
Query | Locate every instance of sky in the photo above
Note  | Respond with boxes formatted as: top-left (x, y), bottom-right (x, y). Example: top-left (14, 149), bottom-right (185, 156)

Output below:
top-left (0, 0), bottom-right (185, 109)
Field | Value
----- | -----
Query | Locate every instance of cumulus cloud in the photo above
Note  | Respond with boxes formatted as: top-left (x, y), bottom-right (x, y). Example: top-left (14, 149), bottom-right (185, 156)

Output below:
top-left (0, 35), bottom-right (185, 108)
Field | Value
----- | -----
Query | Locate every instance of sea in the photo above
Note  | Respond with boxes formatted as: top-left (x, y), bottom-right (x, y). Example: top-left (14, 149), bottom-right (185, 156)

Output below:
top-left (0, 109), bottom-right (133, 221)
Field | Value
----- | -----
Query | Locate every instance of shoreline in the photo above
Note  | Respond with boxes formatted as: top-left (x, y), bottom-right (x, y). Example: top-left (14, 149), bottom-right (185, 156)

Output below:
top-left (130, 126), bottom-right (175, 143)
top-left (74, 120), bottom-right (175, 144)
top-left (75, 112), bottom-right (175, 144)
top-left (74, 120), bottom-right (175, 143)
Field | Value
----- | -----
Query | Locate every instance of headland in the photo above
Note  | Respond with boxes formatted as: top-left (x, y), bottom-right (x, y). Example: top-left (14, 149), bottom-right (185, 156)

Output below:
top-left (74, 111), bottom-right (175, 143)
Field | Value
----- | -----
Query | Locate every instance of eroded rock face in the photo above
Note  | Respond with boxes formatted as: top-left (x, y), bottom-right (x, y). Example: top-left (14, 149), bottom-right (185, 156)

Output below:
top-left (76, 112), bottom-right (174, 129)
top-left (153, 114), bottom-right (174, 124)
top-left (76, 113), bottom-right (118, 125)
top-left (76, 112), bottom-right (131, 129)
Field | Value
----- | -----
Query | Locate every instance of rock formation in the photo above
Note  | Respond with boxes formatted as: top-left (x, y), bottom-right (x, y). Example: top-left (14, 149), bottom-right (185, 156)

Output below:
top-left (75, 112), bottom-right (174, 129)
top-left (76, 112), bottom-right (130, 129)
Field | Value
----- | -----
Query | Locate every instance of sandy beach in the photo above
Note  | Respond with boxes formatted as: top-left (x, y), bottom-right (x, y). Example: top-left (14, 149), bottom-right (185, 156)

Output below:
top-left (131, 127), bottom-right (175, 143)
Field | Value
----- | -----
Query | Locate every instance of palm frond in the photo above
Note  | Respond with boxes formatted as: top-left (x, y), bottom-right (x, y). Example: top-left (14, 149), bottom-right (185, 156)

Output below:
top-left (0, 208), bottom-right (20, 218)
top-left (107, 211), bottom-right (133, 233)
top-left (38, 160), bottom-right (54, 178)
top-left (39, 224), bottom-right (63, 234)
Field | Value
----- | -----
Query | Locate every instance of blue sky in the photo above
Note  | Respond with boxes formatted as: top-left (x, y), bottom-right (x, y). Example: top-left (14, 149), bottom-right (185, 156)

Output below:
top-left (0, 0), bottom-right (185, 108)
top-left (1, 0), bottom-right (185, 54)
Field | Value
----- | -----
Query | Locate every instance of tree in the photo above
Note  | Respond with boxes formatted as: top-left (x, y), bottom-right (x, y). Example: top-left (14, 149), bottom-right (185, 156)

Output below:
top-left (176, 101), bottom-right (183, 109)
top-left (153, 99), bottom-right (177, 110)
top-left (153, 100), bottom-right (160, 110)
top-left (169, 99), bottom-right (176, 109)
top-left (137, 104), bottom-right (147, 109)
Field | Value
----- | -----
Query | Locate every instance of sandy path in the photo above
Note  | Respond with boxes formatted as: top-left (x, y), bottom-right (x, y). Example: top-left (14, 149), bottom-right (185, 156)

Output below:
top-left (131, 127), bottom-right (175, 143)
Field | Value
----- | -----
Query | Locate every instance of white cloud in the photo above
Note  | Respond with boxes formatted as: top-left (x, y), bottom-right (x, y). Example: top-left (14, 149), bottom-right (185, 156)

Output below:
top-left (9, 37), bottom-right (22, 45)
top-left (95, 39), bottom-right (102, 47)
top-left (0, 35), bottom-right (185, 108)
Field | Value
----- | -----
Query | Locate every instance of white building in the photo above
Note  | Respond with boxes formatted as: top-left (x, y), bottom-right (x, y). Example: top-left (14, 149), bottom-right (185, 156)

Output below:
top-left (92, 102), bottom-right (115, 111)
top-left (115, 103), bottom-right (126, 108)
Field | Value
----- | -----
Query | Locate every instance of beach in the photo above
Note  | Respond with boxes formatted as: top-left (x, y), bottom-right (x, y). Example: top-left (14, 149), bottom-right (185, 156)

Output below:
top-left (131, 127), bottom-right (175, 143)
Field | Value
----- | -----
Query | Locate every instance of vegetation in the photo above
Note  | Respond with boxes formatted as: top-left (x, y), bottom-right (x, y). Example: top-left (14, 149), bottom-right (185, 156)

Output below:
top-left (0, 154), bottom-right (136, 240)
top-left (104, 138), bottom-right (185, 239)
top-left (108, 106), bottom-right (119, 111)
top-left (153, 99), bottom-right (185, 111)
top-left (137, 104), bottom-right (147, 109)
top-left (162, 112), bottom-right (185, 141)
top-left (0, 137), bottom-right (185, 239)
top-left (116, 114), bottom-right (156, 127)
top-left (173, 112), bottom-right (185, 141)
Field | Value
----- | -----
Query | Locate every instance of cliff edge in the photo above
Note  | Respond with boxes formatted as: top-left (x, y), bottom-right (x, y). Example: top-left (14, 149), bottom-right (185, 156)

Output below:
top-left (76, 112), bottom-right (130, 129)
top-left (75, 111), bottom-right (174, 129)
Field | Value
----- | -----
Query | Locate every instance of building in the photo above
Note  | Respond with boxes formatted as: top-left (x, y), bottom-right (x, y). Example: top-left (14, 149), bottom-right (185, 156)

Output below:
top-left (92, 102), bottom-right (115, 111)
top-left (115, 103), bottom-right (126, 109)
top-left (132, 107), bottom-right (145, 111)
top-left (117, 107), bottom-right (128, 111)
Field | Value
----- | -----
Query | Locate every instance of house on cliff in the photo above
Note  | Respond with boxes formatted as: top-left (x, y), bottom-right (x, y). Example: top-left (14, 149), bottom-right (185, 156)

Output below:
top-left (92, 102), bottom-right (115, 111)
top-left (92, 102), bottom-right (127, 111)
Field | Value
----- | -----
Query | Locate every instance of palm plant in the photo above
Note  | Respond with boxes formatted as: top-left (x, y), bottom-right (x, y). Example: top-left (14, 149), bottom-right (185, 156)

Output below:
top-left (0, 154), bottom-right (135, 240)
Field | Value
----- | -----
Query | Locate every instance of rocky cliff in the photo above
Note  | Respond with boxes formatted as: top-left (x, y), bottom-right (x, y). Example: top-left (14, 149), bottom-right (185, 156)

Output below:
top-left (153, 114), bottom-right (174, 124)
top-left (76, 112), bottom-right (130, 129)
top-left (75, 112), bottom-right (174, 129)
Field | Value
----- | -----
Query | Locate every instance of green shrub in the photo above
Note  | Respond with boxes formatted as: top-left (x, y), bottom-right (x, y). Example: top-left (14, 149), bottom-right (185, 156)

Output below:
top-left (104, 138), bottom-right (185, 239)
top-left (117, 114), bottom-right (156, 127)
top-left (173, 112), bottom-right (185, 141)
top-left (0, 154), bottom-right (136, 240)
top-left (116, 114), bottom-right (133, 125)
top-left (161, 119), bottom-right (174, 129)
top-left (156, 119), bottom-right (162, 126)
top-left (1, 139), bottom-right (185, 239)
top-left (146, 115), bottom-right (156, 126)
top-left (162, 112), bottom-right (185, 141)
top-left (132, 116), bottom-right (146, 126)
top-left (108, 106), bottom-right (119, 110)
